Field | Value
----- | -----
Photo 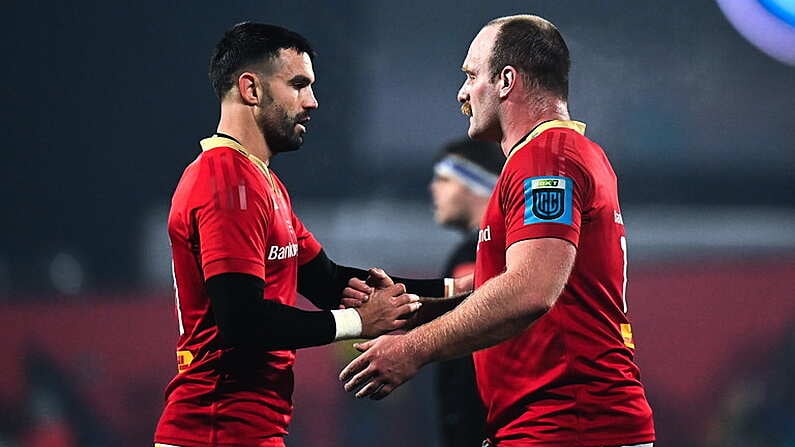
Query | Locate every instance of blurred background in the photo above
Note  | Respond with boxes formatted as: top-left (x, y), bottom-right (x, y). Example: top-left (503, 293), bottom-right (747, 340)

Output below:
top-left (1, 0), bottom-right (794, 446)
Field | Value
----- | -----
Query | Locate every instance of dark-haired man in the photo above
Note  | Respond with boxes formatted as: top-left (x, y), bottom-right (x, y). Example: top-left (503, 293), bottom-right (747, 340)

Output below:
top-left (153, 22), bottom-right (452, 447)
top-left (430, 139), bottom-right (502, 447)
top-left (341, 15), bottom-right (655, 447)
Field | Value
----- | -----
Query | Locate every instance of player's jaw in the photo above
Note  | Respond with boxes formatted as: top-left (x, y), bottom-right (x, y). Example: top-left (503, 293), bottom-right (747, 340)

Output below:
top-left (468, 92), bottom-right (503, 143)
top-left (464, 103), bottom-right (491, 141)
top-left (258, 104), bottom-right (311, 154)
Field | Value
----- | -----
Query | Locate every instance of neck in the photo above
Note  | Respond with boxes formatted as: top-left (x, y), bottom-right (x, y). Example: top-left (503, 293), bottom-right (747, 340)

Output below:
top-left (499, 97), bottom-right (570, 156)
top-left (216, 101), bottom-right (273, 163)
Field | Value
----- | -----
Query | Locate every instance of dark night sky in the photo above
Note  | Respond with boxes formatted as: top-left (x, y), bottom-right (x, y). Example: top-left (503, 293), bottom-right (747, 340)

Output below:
top-left (2, 1), bottom-right (793, 293)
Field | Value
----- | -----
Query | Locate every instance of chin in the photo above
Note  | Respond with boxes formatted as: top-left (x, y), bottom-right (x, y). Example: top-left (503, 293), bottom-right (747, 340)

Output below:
top-left (468, 126), bottom-right (487, 141)
top-left (284, 136), bottom-right (305, 153)
top-left (469, 124), bottom-right (500, 143)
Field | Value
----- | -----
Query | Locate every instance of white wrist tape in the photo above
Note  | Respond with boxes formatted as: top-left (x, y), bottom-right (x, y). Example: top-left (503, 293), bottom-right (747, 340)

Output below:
top-left (331, 308), bottom-right (363, 340)
top-left (444, 277), bottom-right (456, 297)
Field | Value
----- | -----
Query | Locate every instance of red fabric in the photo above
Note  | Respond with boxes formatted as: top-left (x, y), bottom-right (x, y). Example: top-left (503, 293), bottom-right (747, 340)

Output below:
top-left (155, 144), bottom-right (322, 447)
top-left (451, 261), bottom-right (475, 278)
top-left (473, 126), bottom-right (655, 446)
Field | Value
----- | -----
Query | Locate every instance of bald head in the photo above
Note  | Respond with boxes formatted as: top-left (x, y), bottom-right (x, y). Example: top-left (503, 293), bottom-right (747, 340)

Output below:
top-left (484, 14), bottom-right (570, 100)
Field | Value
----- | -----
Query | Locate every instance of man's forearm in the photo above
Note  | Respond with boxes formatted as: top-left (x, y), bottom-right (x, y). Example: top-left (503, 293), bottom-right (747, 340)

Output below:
top-left (208, 273), bottom-right (338, 350)
top-left (405, 238), bottom-right (576, 364)
top-left (410, 293), bottom-right (470, 327)
top-left (339, 239), bottom-right (576, 400)
top-left (298, 249), bottom-right (369, 309)
top-left (406, 267), bottom-right (552, 364)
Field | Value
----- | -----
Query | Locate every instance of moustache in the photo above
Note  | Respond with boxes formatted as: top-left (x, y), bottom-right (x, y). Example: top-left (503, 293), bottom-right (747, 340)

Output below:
top-left (461, 102), bottom-right (472, 117)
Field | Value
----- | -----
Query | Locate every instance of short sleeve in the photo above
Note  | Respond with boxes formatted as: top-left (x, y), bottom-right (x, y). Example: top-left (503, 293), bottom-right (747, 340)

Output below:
top-left (196, 150), bottom-right (269, 280)
top-left (292, 211), bottom-right (322, 266)
top-left (502, 132), bottom-right (591, 248)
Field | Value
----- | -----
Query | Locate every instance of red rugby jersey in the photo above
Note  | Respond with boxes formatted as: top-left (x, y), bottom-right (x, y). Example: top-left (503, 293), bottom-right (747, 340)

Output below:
top-left (473, 121), bottom-right (654, 446)
top-left (154, 136), bottom-right (322, 447)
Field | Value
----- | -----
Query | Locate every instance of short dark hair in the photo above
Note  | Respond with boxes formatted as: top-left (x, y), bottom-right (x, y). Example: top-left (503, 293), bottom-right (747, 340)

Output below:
top-left (487, 15), bottom-right (570, 100)
top-left (435, 139), bottom-right (504, 176)
top-left (209, 22), bottom-right (316, 100)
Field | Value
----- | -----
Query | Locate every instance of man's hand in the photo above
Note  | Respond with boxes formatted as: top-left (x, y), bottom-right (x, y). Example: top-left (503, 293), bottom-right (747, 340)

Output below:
top-left (366, 268), bottom-right (394, 288)
top-left (355, 283), bottom-right (421, 338)
top-left (340, 268), bottom-right (395, 309)
top-left (339, 333), bottom-right (423, 400)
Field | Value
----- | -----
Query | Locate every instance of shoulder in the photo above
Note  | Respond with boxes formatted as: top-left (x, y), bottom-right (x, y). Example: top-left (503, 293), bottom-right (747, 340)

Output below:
top-left (186, 148), bottom-right (275, 214)
top-left (199, 146), bottom-right (257, 171)
top-left (519, 128), bottom-right (590, 160)
top-left (510, 129), bottom-right (596, 172)
top-left (198, 147), bottom-right (269, 189)
top-left (499, 130), bottom-right (595, 205)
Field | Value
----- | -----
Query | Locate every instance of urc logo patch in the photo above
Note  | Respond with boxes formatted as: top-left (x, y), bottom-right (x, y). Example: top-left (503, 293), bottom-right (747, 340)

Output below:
top-left (523, 177), bottom-right (573, 225)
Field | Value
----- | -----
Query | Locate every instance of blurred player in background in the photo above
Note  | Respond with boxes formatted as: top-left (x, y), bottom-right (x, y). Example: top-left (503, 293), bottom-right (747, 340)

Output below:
top-left (153, 22), bottom-right (457, 447)
top-left (341, 15), bottom-right (655, 447)
top-left (430, 139), bottom-right (502, 447)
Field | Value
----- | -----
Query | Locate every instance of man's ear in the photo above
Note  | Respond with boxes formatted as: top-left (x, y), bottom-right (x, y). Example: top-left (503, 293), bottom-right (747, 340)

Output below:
top-left (237, 72), bottom-right (261, 106)
top-left (498, 66), bottom-right (517, 99)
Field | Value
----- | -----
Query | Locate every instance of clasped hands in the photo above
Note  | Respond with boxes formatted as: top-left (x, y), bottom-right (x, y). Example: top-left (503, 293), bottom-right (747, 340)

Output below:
top-left (338, 268), bottom-right (426, 400)
top-left (339, 268), bottom-right (420, 338)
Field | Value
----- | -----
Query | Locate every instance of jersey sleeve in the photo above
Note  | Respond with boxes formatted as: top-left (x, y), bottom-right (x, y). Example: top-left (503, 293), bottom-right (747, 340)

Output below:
top-left (292, 210), bottom-right (322, 266)
top-left (195, 150), bottom-right (270, 280)
top-left (501, 132), bottom-right (592, 248)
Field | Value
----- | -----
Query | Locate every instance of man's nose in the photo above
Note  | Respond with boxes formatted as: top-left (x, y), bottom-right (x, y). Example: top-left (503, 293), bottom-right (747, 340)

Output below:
top-left (304, 87), bottom-right (318, 109)
top-left (457, 83), bottom-right (468, 104)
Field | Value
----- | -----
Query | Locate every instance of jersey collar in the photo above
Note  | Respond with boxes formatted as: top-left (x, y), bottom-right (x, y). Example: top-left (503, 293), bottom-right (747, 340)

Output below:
top-left (506, 119), bottom-right (587, 162)
top-left (199, 135), bottom-right (270, 175)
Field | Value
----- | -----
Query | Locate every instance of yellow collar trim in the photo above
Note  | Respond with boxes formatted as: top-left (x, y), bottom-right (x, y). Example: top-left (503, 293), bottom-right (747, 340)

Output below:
top-left (199, 136), bottom-right (270, 175)
top-left (506, 120), bottom-right (587, 163)
top-left (199, 136), bottom-right (280, 195)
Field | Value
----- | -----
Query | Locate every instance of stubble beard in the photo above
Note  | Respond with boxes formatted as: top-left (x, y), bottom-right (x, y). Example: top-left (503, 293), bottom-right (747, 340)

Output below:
top-left (257, 97), bottom-right (305, 154)
top-left (468, 91), bottom-right (503, 143)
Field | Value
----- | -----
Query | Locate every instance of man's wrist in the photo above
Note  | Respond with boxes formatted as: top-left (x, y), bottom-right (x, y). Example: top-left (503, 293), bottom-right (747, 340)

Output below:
top-left (330, 308), bottom-right (363, 340)
top-left (404, 327), bottom-right (435, 366)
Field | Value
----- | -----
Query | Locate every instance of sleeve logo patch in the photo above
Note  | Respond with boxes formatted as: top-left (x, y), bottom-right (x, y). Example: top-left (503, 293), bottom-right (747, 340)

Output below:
top-left (523, 176), bottom-right (573, 225)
